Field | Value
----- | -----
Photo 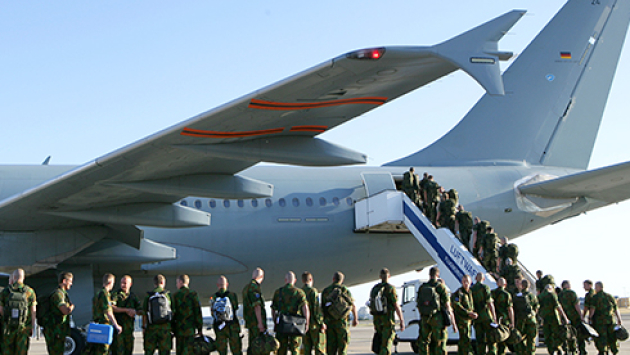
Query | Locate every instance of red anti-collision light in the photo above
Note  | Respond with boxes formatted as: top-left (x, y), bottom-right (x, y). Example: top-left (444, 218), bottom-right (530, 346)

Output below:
top-left (346, 47), bottom-right (386, 60)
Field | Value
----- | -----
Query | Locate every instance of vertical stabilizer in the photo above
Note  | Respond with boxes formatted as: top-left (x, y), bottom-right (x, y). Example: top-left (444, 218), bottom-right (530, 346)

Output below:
top-left (386, 0), bottom-right (630, 169)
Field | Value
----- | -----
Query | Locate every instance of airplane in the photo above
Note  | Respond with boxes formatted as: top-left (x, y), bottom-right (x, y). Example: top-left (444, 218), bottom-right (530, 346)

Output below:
top-left (1, 0), bottom-right (630, 343)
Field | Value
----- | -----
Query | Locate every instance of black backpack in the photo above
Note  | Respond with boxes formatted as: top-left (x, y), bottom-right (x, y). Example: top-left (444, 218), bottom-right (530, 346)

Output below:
top-left (147, 291), bottom-right (172, 325)
top-left (417, 283), bottom-right (440, 317)
top-left (513, 292), bottom-right (532, 319)
top-left (369, 284), bottom-right (387, 316)
top-left (5, 285), bottom-right (30, 328)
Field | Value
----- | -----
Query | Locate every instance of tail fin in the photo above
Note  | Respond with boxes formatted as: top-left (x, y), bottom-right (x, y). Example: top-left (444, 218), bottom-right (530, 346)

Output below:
top-left (386, 0), bottom-right (630, 169)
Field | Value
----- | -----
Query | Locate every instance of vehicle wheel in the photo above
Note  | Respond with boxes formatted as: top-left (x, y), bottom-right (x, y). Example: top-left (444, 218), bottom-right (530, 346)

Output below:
top-left (64, 328), bottom-right (85, 355)
top-left (411, 341), bottom-right (419, 354)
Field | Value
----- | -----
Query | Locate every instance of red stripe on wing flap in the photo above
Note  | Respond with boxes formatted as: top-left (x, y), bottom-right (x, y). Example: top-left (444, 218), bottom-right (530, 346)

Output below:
top-left (248, 97), bottom-right (387, 111)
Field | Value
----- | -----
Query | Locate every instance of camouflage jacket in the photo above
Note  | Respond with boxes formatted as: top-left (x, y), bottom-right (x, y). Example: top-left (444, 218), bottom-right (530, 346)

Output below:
top-left (242, 279), bottom-right (266, 329)
top-left (492, 287), bottom-right (513, 325)
top-left (424, 180), bottom-right (441, 201)
top-left (143, 287), bottom-right (172, 331)
top-left (471, 282), bottom-right (493, 323)
top-left (538, 289), bottom-right (560, 322)
top-left (455, 211), bottom-right (473, 229)
top-left (48, 287), bottom-right (71, 329)
top-left (112, 289), bottom-right (142, 333)
top-left (321, 282), bottom-right (354, 324)
top-left (590, 291), bottom-right (617, 325)
top-left (499, 243), bottom-right (519, 262)
top-left (92, 287), bottom-right (112, 325)
top-left (451, 286), bottom-right (474, 322)
top-left (370, 282), bottom-right (398, 325)
top-left (271, 284), bottom-right (307, 317)
top-left (483, 233), bottom-right (499, 253)
top-left (558, 289), bottom-right (580, 322)
top-left (439, 199), bottom-right (457, 216)
top-left (302, 285), bottom-right (323, 326)
top-left (499, 264), bottom-right (522, 285)
top-left (0, 282), bottom-right (36, 330)
top-left (173, 286), bottom-right (203, 336)
top-left (584, 289), bottom-right (595, 311)
top-left (210, 288), bottom-right (239, 320)
top-left (513, 290), bottom-right (538, 321)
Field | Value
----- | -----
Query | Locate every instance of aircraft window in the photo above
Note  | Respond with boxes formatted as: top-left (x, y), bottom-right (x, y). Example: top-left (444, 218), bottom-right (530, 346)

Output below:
top-left (279, 198), bottom-right (286, 207)
top-left (209, 200), bottom-right (217, 208)
top-left (319, 197), bottom-right (326, 206)
top-left (346, 197), bottom-right (353, 206)
top-left (194, 200), bottom-right (202, 209)
top-left (333, 197), bottom-right (340, 206)
top-left (223, 200), bottom-right (230, 208)
top-left (306, 197), bottom-right (313, 207)
top-left (265, 199), bottom-right (272, 207)
top-left (237, 200), bottom-right (244, 208)
top-left (252, 199), bottom-right (258, 207)
top-left (180, 200), bottom-right (188, 207)
top-left (292, 198), bottom-right (299, 207)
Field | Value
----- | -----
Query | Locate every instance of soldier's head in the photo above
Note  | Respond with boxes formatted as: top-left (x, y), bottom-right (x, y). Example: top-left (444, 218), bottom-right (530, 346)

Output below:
top-left (473, 217), bottom-right (480, 224)
top-left (501, 236), bottom-right (508, 245)
top-left (475, 272), bottom-right (485, 283)
top-left (302, 271), bottom-right (313, 286)
top-left (521, 279), bottom-right (530, 291)
top-left (252, 268), bottom-right (265, 283)
top-left (428, 175), bottom-right (434, 181)
top-left (217, 275), bottom-right (228, 291)
top-left (12, 268), bottom-right (24, 284)
top-left (584, 280), bottom-right (593, 291)
top-left (536, 270), bottom-right (543, 279)
top-left (332, 271), bottom-right (345, 284)
top-left (102, 273), bottom-right (115, 291)
top-left (461, 275), bottom-right (472, 290)
top-left (121, 275), bottom-right (133, 293)
top-left (153, 274), bottom-right (166, 288)
top-left (497, 278), bottom-right (506, 288)
top-left (505, 258), bottom-right (513, 266)
top-left (595, 281), bottom-right (604, 292)
top-left (379, 268), bottom-right (390, 283)
top-left (59, 272), bottom-right (73, 290)
top-left (423, 173), bottom-right (428, 178)
top-left (177, 274), bottom-right (190, 290)
top-left (429, 266), bottom-right (439, 280)
top-left (486, 226), bottom-right (494, 233)
top-left (545, 284), bottom-right (554, 294)
top-left (409, 167), bottom-right (414, 173)
top-left (285, 271), bottom-right (296, 286)
top-left (458, 205), bottom-right (464, 212)
top-left (561, 280), bottom-right (571, 290)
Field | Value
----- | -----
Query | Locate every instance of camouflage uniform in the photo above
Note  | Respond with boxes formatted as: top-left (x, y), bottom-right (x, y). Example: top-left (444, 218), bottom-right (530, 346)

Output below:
top-left (538, 289), bottom-right (562, 355)
top-left (173, 286), bottom-right (203, 355)
top-left (242, 279), bottom-right (266, 355)
top-left (402, 171), bottom-right (421, 206)
top-left (513, 290), bottom-right (538, 355)
top-left (210, 289), bottom-right (242, 355)
top-left (473, 221), bottom-right (489, 259)
top-left (558, 289), bottom-right (580, 354)
top-left (371, 282), bottom-right (398, 355)
top-left (455, 210), bottom-right (473, 248)
top-left (482, 233), bottom-right (499, 273)
top-left (498, 243), bottom-right (518, 268)
top-left (91, 287), bottom-right (113, 355)
top-left (42, 287), bottom-right (71, 355)
top-left (143, 287), bottom-right (173, 355)
top-left (271, 284), bottom-right (308, 355)
top-left (0, 283), bottom-right (36, 355)
top-left (321, 282), bottom-right (354, 355)
top-left (499, 264), bottom-right (522, 293)
top-left (302, 284), bottom-right (325, 355)
top-left (492, 287), bottom-right (512, 355)
top-left (416, 279), bottom-right (449, 355)
top-left (590, 291), bottom-right (619, 355)
top-left (471, 282), bottom-right (496, 355)
top-left (423, 180), bottom-right (440, 225)
top-left (437, 198), bottom-right (456, 234)
top-left (451, 286), bottom-right (475, 355)
top-left (111, 289), bottom-right (142, 355)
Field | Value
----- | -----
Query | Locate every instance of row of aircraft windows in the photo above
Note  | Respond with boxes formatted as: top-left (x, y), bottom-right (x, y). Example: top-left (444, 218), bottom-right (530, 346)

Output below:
top-left (181, 197), bottom-right (354, 209)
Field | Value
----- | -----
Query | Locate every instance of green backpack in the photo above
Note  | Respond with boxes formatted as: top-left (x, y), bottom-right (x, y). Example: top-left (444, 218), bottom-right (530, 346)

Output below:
top-left (417, 283), bottom-right (440, 317)
top-left (325, 287), bottom-right (352, 320)
top-left (5, 285), bottom-right (30, 328)
top-left (369, 284), bottom-right (387, 316)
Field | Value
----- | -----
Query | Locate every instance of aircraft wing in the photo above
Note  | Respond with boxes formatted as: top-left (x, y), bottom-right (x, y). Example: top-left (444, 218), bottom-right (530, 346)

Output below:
top-left (0, 10), bottom-right (524, 234)
top-left (519, 160), bottom-right (630, 202)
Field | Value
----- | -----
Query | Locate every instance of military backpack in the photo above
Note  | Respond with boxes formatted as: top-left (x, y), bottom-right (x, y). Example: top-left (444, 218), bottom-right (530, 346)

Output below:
top-left (368, 284), bottom-right (387, 316)
top-left (35, 290), bottom-right (58, 329)
top-left (513, 292), bottom-right (533, 319)
top-left (147, 290), bottom-right (172, 325)
top-left (417, 283), bottom-right (440, 317)
top-left (324, 286), bottom-right (352, 320)
top-left (192, 335), bottom-right (216, 355)
top-left (212, 295), bottom-right (234, 322)
top-left (251, 331), bottom-right (280, 355)
top-left (5, 285), bottom-right (30, 328)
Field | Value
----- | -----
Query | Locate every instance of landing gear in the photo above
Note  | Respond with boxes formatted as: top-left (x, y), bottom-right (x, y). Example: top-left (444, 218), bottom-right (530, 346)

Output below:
top-left (64, 328), bottom-right (86, 355)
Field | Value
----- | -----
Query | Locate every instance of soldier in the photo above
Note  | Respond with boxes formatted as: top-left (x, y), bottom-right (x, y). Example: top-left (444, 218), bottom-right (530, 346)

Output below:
top-left (480, 227), bottom-right (499, 275)
top-left (402, 167), bottom-right (421, 206)
top-left (173, 274), bottom-right (203, 355)
top-left (471, 272), bottom-right (497, 355)
top-left (271, 271), bottom-right (310, 355)
top-left (535, 270), bottom-right (544, 294)
top-left (321, 271), bottom-right (358, 355)
top-left (498, 237), bottom-right (519, 268)
top-left (370, 268), bottom-right (404, 355)
top-left (499, 258), bottom-right (522, 294)
top-left (513, 279), bottom-right (538, 355)
top-left (416, 266), bottom-right (454, 355)
top-left (111, 275), bottom-right (142, 355)
top-left (143, 274), bottom-right (173, 355)
top-left (451, 275), bottom-right (477, 355)
top-left (0, 269), bottom-right (37, 355)
top-left (454, 206), bottom-right (473, 248)
top-left (210, 275), bottom-right (242, 355)
top-left (419, 172), bottom-right (429, 204)
top-left (539, 284), bottom-right (569, 355)
top-left (301, 272), bottom-right (325, 355)
top-left (559, 281), bottom-right (581, 355)
top-left (582, 280), bottom-right (595, 324)
top-left (423, 175), bottom-right (441, 225)
top-left (492, 278), bottom-right (514, 355)
top-left (92, 273), bottom-right (123, 355)
top-left (243, 267), bottom-right (267, 355)
top-left (471, 219), bottom-right (489, 260)
top-left (588, 281), bottom-right (622, 355)
top-left (436, 192), bottom-right (457, 234)
top-left (42, 272), bottom-right (74, 355)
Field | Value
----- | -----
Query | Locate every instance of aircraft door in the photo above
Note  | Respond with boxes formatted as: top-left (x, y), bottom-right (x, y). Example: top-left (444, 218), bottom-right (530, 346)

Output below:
top-left (360, 172), bottom-right (396, 197)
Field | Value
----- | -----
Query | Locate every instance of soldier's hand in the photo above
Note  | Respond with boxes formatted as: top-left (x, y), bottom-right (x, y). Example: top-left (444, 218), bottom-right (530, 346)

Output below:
top-left (469, 312), bottom-right (478, 320)
top-left (452, 325), bottom-right (458, 333)
top-left (258, 323), bottom-right (266, 333)
top-left (116, 325), bottom-right (122, 334)
top-left (400, 323), bottom-right (405, 332)
top-left (352, 318), bottom-right (358, 327)
top-left (126, 309), bottom-right (136, 317)
top-left (320, 324), bottom-right (327, 332)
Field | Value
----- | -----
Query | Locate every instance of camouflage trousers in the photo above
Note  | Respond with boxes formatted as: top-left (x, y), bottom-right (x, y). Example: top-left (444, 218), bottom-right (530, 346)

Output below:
top-left (459, 228), bottom-right (472, 250)
top-left (593, 323), bottom-right (619, 355)
top-left (43, 325), bottom-right (69, 355)
top-left (3, 327), bottom-right (31, 355)
top-left (455, 320), bottom-right (473, 355)
top-left (542, 317), bottom-right (562, 355)
top-left (111, 330), bottom-right (135, 355)
top-left (483, 255), bottom-right (498, 274)
top-left (246, 326), bottom-right (262, 355)
top-left (325, 320), bottom-right (349, 355)
top-left (89, 342), bottom-right (110, 355)
top-left (473, 320), bottom-right (497, 355)
top-left (302, 325), bottom-right (325, 355)
top-left (515, 316), bottom-right (537, 355)
top-left (215, 321), bottom-right (242, 355)
top-left (176, 335), bottom-right (195, 355)
top-left (276, 333), bottom-right (302, 355)
top-left (144, 326), bottom-right (172, 355)
top-left (374, 319), bottom-right (395, 355)
top-left (417, 316), bottom-right (447, 355)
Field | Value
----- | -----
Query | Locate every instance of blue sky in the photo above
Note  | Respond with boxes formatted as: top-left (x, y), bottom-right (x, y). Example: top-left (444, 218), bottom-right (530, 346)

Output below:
top-left (2, 1), bottom-right (629, 301)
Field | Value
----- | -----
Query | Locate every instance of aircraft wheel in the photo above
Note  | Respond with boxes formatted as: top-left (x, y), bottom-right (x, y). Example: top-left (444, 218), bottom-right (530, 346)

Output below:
top-left (64, 328), bottom-right (85, 355)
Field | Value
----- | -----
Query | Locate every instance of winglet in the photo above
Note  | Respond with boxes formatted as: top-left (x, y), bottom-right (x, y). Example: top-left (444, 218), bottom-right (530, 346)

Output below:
top-left (433, 10), bottom-right (526, 95)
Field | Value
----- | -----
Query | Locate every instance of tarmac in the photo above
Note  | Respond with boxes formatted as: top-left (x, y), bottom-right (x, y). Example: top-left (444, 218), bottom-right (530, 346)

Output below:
top-left (25, 312), bottom-right (630, 354)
